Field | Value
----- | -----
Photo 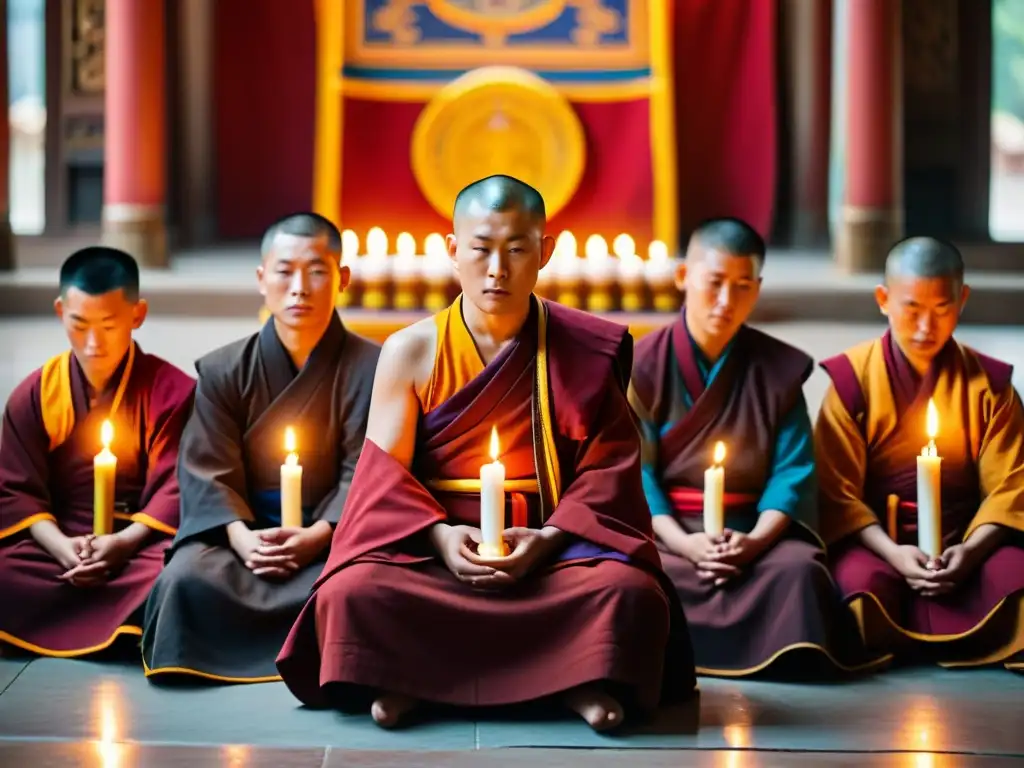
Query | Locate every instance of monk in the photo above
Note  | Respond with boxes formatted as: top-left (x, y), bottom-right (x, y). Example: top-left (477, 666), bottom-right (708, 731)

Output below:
top-left (0, 247), bottom-right (194, 657)
top-left (629, 218), bottom-right (884, 677)
top-left (276, 175), bottom-right (695, 730)
top-left (817, 236), bottom-right (1024, 671)
top-left (142, 213), bottom-right (380, 683)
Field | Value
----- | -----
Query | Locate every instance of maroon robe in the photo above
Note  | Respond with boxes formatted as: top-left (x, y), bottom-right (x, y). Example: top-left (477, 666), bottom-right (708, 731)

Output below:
top-left (630, 318), bottom-right (883, 676)
top-left (0, 345), bottom-right (194, 656)
top-left (276, 299), bottom-right (696, 716)
top-left (820, 332), bottom-right (1024, 666)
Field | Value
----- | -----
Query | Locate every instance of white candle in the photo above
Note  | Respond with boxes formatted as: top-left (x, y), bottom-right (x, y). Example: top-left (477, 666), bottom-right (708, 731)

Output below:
top-left (362, 226), bottom-right (392, 279)
top-left (341, 229), bottom-right (359, 262)
top-left (93, 419), bottom-right (116, 536)
top-left (392, 231), bottom-right (420, 277)
top-left (584, 235), bottom-right (616, 281)
top-left (644, 240), bottom-right (675, 282)
top-left (916, 399), bottom-right (943, 558)
top-left (703, 441), bottom-right (726, 537)
top-left (479, 426), bottom-right (507, 558)
top-left (281, 427), bottom-right (303, 528)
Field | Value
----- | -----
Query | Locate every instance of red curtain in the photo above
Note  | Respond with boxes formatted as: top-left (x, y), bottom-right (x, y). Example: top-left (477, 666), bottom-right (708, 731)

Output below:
top-left (673, 0), bottom-right (778, 239)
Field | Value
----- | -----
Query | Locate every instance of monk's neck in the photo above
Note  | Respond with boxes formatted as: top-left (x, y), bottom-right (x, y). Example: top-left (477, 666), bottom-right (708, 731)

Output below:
top-left (684, 312), bottom-right (732, 364)
top-left (893, 337), bottom-right (934, 377)
top-left (273, 318), bottom-right (325, 369)
top-left (462, 297), bottom-right (528, 364)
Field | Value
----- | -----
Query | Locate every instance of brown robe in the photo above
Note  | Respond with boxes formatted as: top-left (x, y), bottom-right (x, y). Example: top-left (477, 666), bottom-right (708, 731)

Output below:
top-left (0, 345), bottom-right (194, 656)
top-left (141, 314), bottom-right (380, 682)
top-left (630, 315), bottom-right (885, 676)
top-left (276, 298), bottom-right (696, 717)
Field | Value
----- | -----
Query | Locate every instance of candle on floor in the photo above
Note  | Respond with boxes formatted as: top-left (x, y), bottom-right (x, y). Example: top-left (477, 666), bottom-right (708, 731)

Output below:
top-left (479, 426), bottom-right (507, 558)
top-left (703, 441), bottom-right (726, 537)
top-left (585, 235), bottom-right (617, 312)
top-left (422, 233), bottom-right (454, 311)
top-left (392, 231), bottom-right (422, 310)
top-left (552, 231), bottom-right (582, 309)
top-left (281, 427), bottom-right (304, 528)
top-left (614, 234), bottom-right (646, 311)
top-left (645, 240), bottom-right (679, 312)
top-left (93, 420), bottom-right (116, 536)
top-left (337, 229), bottom-right (361, 308)
top-left (917, 399), bottom-right (943, 558)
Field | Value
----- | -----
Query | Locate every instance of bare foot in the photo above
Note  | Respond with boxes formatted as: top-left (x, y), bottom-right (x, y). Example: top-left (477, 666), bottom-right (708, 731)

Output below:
top-left (563, 684), bottom-right (625, 732)
top-left (370, 692), bottom-right (418, 728)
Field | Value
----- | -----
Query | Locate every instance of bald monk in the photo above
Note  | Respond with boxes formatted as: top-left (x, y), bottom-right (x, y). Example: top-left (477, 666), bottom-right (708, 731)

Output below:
top-left (817, 237), bottom-right (1024, 670)
top-left (142, 214), bottom-right (380, 683)
top-left (629, 218), bottom-right (882, 677)
top-left (276, 175), bottom-right (695, 730)
top-left (0, 247), bottom-right (194, 657)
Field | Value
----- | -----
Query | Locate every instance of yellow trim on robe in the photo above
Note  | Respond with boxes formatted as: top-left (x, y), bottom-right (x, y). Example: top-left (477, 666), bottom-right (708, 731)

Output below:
top-left (427, 478), bottom-right (539, 494)
top-left (0, 625), bottom-right (142, 658)
top-left (142, 657), bottom-right (282, 684)
top-left (695, 642), bottom-right (893, 678)
top-left (535, 300), bottom-right (562, 510)
top-left (129, 513), bottom-right (178, 536)
top-left (418, 295), bottom-right (486, 413)
top-left (0, 512), bottom-right (57, 540)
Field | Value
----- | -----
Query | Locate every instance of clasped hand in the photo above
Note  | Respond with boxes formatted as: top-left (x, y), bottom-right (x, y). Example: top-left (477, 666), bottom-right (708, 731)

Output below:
top-left (436, 524), bottom-right (563, 589)
top-left (681, 529), bottom-right (764, 587)
top-left (58, 533), bottom-right (134, 587)
top-left (890, 543), bottom-right (976, 597)
top-left (233, 523), bottom-right (330, 579)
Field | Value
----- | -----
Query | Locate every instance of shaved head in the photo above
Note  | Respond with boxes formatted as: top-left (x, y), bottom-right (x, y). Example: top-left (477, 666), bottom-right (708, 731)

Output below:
top-left (688, 217), bottom-right (766, 273)
top-left (60, 246), bottom-right (140, 302)
top-left (885, 236), bottom-right (964, 287)
top-left (260, 212), bottom-right (341, 261)
top-left (452, 174), bottom-right (546, 226)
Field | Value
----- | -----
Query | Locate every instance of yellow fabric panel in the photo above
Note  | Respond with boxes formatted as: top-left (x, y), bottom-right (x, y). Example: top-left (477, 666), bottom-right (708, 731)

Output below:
top-left (39, 351), bottom-right (75, 452)
top-left (417, 296), bottom-right (486, 414)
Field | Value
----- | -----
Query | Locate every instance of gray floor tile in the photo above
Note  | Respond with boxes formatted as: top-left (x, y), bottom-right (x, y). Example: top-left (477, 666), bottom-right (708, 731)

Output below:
top-left (0, 658), bottom-right (475, 750)
top-left (476, 668), bottom-right (1024, 754)
top-left (0, 741), bottom-right (326, 768)
top-left (0, 657), bottom-right (32, 695)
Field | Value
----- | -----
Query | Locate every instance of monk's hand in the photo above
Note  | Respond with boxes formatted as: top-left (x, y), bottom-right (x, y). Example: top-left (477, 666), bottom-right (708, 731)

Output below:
top-left (433, 524), bottom-right (514, 590)
top-left (888, 544), bottom-right (952, 595)
top-left (712, 529), bottom-right (766, 568)
top-left (60, 534), bottom-right (132, 587)
top-left (922, 544), bottom-right (978, 597)
top-left (46, 533), bottom-right (91, 573)
top-left (251, 523), bottom-right (331, 578)
top-left (498, 526), bottom-right (566, 581)
top-left (680, 532), bottom-right (741, 587)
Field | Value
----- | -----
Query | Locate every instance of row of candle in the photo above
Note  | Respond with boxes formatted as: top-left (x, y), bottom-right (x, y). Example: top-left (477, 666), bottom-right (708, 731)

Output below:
top-left (92, 401), bottom-right (945, 559)
top-left (337, 228), bottom-right (681, 313)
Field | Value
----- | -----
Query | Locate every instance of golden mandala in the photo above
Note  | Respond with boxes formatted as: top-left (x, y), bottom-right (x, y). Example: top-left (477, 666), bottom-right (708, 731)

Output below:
top-left (411, 66), bottom-right (587, 220)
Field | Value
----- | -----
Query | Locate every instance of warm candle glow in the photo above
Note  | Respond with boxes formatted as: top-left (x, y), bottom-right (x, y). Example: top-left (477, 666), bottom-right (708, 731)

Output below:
top-left (489, 425), bottom-right (500, 462)
top-left (713, 440), bottom-right (726, 466)
top-left (396, 231), bottom-right (417, 259)
top-left (554, 230), bottom-right (577, 258)
top-left (341, 229), bottom-right (359, 260)
top-left (648, 240), bottom-right (669, 261)
top-left (101, 419), bottom-right (113, 449)
top-left (284, 427), bottom-right (298, 466)
top-left (366, 226), bottom-right (388, 259)
top-left (424, 233), bottom-right (446, 259)
top-left (612, 233), bottom-right (636, 258)
top-left (923, 399), bottom-right (939, 457)
top-left (584, 234), bottom-right (609, 260)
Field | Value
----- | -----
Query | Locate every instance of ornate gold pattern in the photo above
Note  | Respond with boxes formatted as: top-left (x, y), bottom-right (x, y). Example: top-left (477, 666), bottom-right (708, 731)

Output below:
top-left (410, 66), bottom-right (587, 220)
top-left (70, 0), bottom-right (106, 94)
top-left (373, 0), bottom-right (620, 47)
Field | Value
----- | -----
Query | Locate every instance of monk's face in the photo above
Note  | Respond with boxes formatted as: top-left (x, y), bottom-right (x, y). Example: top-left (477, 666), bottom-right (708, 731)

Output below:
top-left (679, 241), bottom-right (762, 341)
top-left (54, 287), bottom-right (147, 387)
top-left (257, 233), bottom-right (349, 334)
top-left (447, 204), bottom-right (555, 316)
top-left (876, 276), bottom-right (969, 368)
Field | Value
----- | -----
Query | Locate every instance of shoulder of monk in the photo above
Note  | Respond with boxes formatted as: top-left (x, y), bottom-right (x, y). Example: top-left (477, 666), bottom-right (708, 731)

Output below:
top-left (543, 299), bottom-right (630, 357)
top-left (130, 350), bottom-right (195, 398)
top-left (821, 338), bottom-right (877, 375)
top-left (957, 341), bottom-right (1015, 395)
top-left (632, 321), bottom-right (672, 365)
top-left (5, 366), bottom-right (45, 416)
top-left (193, 332), bottom-right (260, 387)
top-left (339, 328), bottom-right (382, 370)
top-left (738, 326), bottom-right (814, 378)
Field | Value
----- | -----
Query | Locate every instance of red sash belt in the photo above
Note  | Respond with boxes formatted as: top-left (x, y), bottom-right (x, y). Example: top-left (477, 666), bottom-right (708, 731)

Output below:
top-left (668, 487), bottom-right (760, 517)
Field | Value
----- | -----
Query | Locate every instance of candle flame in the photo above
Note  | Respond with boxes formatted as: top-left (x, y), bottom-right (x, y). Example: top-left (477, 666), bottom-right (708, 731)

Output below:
top-left (926, 398), bottom-right (939, 440)
top-left (584, 234), bottom-right (609, 260)
top-left (285, 427), bottom-right (296, 453)
top-left (554, 230), bottom-right (577, 259)
top-left (396, 231), bottom-right (417, 259)
top-left (713, 440), bottom-right (726, 465)
top-left (424, 232), bottom-right (446, 259)
top-left (612, 233), bottom-right (636, 258)
top-left (648, 240), bottom-right (669, 262)
top-left (489, 426), bottom-right (500, 462)
top-left (101, 420), bottom-right (113, 449)
top-left (366, 226), bottom-right (388, 259)
top-left (341, 229), bottom-right (359, 260)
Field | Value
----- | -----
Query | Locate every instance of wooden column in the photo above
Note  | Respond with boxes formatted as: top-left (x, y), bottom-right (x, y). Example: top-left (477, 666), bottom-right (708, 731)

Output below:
top-left (0, 0), bottom-right (12, 270)
top-left (102, 0), bottom-right (167, 266)
top-left (836, 0), bottom-right (903, 272)
top-left (780, 0), bottom-right (832, 247)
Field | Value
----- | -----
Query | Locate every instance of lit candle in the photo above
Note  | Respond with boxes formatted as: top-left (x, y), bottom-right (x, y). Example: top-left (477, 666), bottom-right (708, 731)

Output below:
top-left (361, 226), bottom-right (392, 309)
top-left (478, 426), bottom-right (507, 558)
top-left (281, 427), bottom-right (303, 528)
top-left (585, 235), bottom-right (617, 312)
top-left (552, 231), bottom-right (582, 308)
top-left (614, 234), bottom-right (646, 311)
top-left (341, 229), bottom-right (359, 261)
top-left (338, 229), bottom-right (361, 308)
top-left (422, 233), bottom-right (454, 311)
top-left (645, 240), bottom-right (679, 312)
top-left (703, 441), bottom-right (726, 537)
top-left (392, 231), bottom-right (422, 310)
top-left (93, 420), bottom-right (116, 535)
top-left (916, 399), bottom-right (942, 558)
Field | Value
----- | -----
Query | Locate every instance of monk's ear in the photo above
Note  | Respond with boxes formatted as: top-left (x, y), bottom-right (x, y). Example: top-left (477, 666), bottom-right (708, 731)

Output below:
top-left (673, 261), bottom-right (687, 292)
top-left (338, 264), bottom-right (352, 293)
top-left (255, 263), bottom-right (267, 297)
top-left (539, 234), bottom-right (556, 270)
top-left (445, 234), bottom-right (458, 272)
top-left (54, 296), bottom-right (64, 321)
top-left (874, 284), bottom-right (889, 315)
top-left (132, 299), bottom-right (149, 330)
top-left (958, 284), bottom-right (971, 314)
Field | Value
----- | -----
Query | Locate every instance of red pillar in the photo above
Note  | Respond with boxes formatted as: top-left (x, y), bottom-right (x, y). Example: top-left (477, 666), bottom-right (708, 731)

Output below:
top-left (837, 0), bottom-right (903, 272)
top-left (0, 0), bottom-right (12, 270)
top-left (102, 0), bottom-right (167, 266)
